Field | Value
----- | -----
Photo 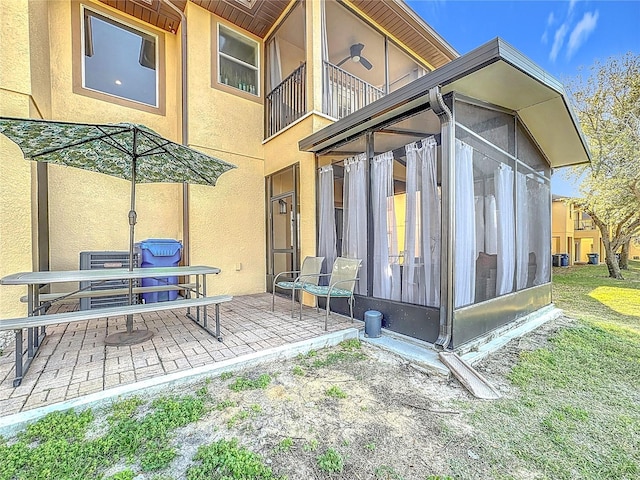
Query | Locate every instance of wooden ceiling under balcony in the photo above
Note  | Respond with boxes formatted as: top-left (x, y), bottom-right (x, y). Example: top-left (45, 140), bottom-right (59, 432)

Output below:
top-left (99, 0), bottom-right (457, 67)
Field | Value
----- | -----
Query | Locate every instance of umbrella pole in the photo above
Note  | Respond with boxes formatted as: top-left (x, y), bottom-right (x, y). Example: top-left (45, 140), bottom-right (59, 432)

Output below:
top-left (105, 149), bottom-right (153, 346)
top-left (126, 164), bottom-right (137, 334)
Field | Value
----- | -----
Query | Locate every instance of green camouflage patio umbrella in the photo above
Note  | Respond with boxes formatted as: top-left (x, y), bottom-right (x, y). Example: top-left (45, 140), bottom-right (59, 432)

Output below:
top-left (0, 116), bottom-right (236, 342)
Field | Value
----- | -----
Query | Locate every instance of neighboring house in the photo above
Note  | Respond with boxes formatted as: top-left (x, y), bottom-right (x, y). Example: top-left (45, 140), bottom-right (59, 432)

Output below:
top-left (0, 0), bottom-right (590, 349)
top-left (553, 196), bottom-right (640, 264)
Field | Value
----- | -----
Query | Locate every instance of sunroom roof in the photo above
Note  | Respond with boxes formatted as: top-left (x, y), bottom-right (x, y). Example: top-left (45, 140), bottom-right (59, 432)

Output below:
top-left (299, 38), bottom-right (591, 168)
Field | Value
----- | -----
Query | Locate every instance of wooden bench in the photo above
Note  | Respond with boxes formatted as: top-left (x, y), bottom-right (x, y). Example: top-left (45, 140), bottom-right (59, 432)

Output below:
top-left (1, 295), bottom-right (232, 387)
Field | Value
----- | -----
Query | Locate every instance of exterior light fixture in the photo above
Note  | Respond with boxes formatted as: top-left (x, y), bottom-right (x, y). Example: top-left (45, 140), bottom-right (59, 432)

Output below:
top-left (278, 199), bottom-right (287, 214)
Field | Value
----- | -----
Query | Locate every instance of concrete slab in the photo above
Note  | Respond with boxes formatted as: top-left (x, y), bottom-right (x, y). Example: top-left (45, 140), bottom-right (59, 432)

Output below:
top-left (360, 330), bottom-right (449, 376)
top-left (459, 305), bottom-right (563, 365)
top-left (360, 304), bottom-right (563, 376)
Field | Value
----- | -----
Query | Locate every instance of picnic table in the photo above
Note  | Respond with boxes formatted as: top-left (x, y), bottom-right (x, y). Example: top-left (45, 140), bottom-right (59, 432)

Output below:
top-left (0, 265), bottom-right (231, 386)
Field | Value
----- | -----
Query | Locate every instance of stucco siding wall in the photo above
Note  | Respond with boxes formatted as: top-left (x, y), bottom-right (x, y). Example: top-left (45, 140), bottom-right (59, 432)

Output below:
top-left (185, 3), bottom-right (266, 294)
top-left (0, 0), bottom-right (35, 319)
top-left (37, 1), bottom-right (183, 293)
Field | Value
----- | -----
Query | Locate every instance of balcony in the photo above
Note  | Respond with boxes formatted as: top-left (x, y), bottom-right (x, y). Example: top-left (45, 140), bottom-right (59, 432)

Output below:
top-left (264, 61), bottom-right (387, 138)
top-left (265, 63), bottom-right (307, 138)
top-left (323, 61), bottom-right (385, 120)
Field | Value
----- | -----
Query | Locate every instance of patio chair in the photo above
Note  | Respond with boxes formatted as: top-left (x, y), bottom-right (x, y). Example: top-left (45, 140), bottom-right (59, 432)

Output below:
top-left (272, 256), bottom-right (325, 317)
top-left (299, 257), bottom-right (362, 330)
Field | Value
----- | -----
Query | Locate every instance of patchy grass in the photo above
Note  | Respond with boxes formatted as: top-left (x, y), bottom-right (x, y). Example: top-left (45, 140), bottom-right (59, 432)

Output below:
top-left (297, 339), bottom-right (367, 370)
top-left (186, 439), bottom-right (282, 480)
top-left (273, 437), bottom-right (294, 454)
top-left (325, 385), bottom-right (348, 399)
top-left (467, 262), bottom-right (640, 479)
top-left (229, 373), bottom-right (272, 392)
top-left (0, 394), bottom-right (206, 479)
top-left (317, 448), bottom-right (344, 473)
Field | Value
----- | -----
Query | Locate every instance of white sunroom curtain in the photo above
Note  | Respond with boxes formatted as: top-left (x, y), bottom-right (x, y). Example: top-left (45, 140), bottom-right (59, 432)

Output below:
top-left (474, 196), bottom-right (485, 254)
top-left (495, 163), bottom-right (515, 296)
top-left (320, 0), bottom-right (332, 113)
top-left (371, 151), bottom-right (395, 299)
top-left (484, 195), bottom-right (497, 254)
top-left (403, 142), bottom-right (423, 305)
top-left (516, 172), bottom-right (530, 289)
top-left (454, 139), bottom-right (476, 308)
top-left (418, 137), bottom-right (440, 307)
top-left (474, 195), bottom-right (497, 255)
top-left (268, 37), bottom-right (282, 91)
top-left (531, 178), bottom-right (551, 285)
top-left (318, 165), bottom-right (337, 280)
top-left (342, 153), bottom-right (367, 294)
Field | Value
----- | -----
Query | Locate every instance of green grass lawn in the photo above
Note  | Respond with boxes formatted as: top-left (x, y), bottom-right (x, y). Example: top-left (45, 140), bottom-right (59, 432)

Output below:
top-left (467, 261), bottom-right (640, 480)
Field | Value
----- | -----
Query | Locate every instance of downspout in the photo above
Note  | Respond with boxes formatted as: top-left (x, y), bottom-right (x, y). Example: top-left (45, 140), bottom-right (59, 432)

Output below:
top-left (161, 0), bottom-right (190, 266)
top-left (429, 86), bottom-right (454, 350)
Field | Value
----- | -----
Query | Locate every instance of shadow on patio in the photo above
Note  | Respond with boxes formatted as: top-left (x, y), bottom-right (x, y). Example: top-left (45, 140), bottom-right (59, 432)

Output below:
top-left (0, 294), bottom-right (361, 418)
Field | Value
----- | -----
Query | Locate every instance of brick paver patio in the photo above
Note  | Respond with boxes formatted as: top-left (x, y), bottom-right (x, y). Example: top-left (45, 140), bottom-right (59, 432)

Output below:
top-left (0, 294), bottom-right (360, 417)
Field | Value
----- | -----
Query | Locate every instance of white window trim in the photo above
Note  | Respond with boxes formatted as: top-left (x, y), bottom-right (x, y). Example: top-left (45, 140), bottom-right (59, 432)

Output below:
top-left (80, 5), bottom-right (160, 108)
top-left (216, 23), bottom-right (260, 96)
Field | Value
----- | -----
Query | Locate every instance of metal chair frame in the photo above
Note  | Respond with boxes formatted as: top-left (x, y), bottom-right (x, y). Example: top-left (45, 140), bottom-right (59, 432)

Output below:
top-left (271, 256), bottom-right (324, 317)
top-left (299, 257), bottom-right (362, 330)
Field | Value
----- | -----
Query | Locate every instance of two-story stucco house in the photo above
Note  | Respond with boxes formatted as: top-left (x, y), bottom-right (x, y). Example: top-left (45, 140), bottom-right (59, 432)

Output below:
top-left (1, 0), bottom-right (590, 350)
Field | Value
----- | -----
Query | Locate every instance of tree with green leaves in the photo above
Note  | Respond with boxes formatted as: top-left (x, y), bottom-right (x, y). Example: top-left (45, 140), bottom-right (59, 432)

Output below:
top-left (565, 52), bottom-right (640, 279)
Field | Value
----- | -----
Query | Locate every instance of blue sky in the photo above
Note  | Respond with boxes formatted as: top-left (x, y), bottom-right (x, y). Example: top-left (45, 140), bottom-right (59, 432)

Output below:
top-left (406, 0), bottom-right (640, 196)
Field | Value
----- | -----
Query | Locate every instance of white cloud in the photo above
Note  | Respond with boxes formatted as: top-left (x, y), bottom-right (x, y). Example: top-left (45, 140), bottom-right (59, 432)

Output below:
top-left (569, 0), bottom-right (579, 14)
top-left (549, 23), bottom-right (569, 62)
top-left (567, 11), bottom-right (599, 59)
top-left (541, 11), bottom-right (555, 44)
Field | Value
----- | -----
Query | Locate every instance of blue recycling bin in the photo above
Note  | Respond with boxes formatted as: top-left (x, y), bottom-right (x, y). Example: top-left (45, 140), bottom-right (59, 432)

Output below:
top-left (135, 239), bottom-right (183, 303)
top-left (561, 254), bottom-right (569, 267)
top-left (587, 253), bottom-right (599, 265)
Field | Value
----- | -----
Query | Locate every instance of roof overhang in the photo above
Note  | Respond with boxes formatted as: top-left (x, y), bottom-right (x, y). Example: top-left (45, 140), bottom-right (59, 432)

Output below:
top-left (299, 38), bottom-right (591, 168)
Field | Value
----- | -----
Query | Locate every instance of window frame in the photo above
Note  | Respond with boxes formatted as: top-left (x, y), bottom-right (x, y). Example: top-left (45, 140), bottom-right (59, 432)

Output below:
top-left (72, 2), bottom-right (166, 114)
top-left (214, 22), bottom-right (261, 99)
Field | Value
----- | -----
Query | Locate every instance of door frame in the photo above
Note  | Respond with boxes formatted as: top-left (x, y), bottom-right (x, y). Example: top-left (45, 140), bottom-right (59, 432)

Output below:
top-left (266, 164), bottom-right (300, 291)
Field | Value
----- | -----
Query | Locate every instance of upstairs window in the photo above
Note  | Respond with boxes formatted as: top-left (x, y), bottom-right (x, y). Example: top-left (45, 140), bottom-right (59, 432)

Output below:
top-left (81, 7), bottom-right (159, 108)
top-left (217, 24), bottom-right (259, 96)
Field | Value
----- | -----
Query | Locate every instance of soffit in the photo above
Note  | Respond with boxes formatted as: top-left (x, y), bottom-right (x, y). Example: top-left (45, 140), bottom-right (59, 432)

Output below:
top-left (98, 0), bottom-right (187, 33)
top-left (99, 0), bottom-right (460, 69)
top-left (442, 61), bottom-right (589, 168)
top-left (190, 0), bottom-right (290, 37)
top-left (348, 0), bottom-right (458, 68)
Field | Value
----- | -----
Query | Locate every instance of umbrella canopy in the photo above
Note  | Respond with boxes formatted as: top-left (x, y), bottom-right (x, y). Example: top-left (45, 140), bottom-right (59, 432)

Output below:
top-left (0, 116), bottom-right (236, 343)
top-left (0, 117), bottom-right (235, 185)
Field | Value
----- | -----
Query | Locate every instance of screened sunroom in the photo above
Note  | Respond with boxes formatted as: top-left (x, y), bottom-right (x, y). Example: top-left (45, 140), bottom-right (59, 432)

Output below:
top-left (299, 39), bottom-right (590, 350)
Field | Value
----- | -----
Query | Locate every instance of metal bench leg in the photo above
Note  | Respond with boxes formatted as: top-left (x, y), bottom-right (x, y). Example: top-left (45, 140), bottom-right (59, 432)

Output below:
top-left (202, 274), bottom-right (208, 329)
top-left (27, 327), bottom-right (34, 360)
top-left (215, 303), bottom-right (222, 342)
top-left (14, 329), bottom-right (23, 387)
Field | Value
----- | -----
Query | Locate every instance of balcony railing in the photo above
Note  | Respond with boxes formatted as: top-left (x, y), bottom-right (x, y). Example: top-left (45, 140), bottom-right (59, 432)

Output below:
top-left (575, 219), bottom-right (596, 230)
top-left (323, 61), bottom-right (385, 120)
top-left (265, 63), bottom-right (306, 138)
